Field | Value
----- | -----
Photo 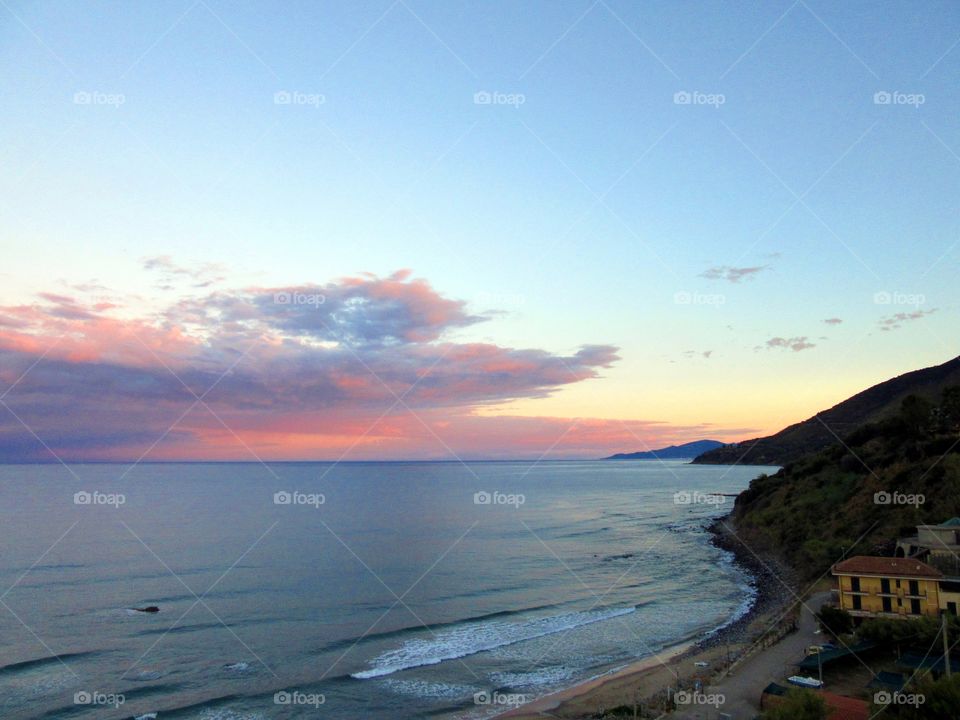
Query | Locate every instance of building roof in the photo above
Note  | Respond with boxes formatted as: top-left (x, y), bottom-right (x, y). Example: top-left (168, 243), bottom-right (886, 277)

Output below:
top-left (762, 690), bottom-right (869, 720)
top-left (919, 516), bottom-right (960, 528)
top-left (762, 681), bottom-right (788, 697)
top-left (822, 692), bottom-right (869, 720)
top-left (797, 641), bottom-right (876, 670)
top-left (867, 671), bottom-right (906, 692)
top-left (833, 555), bottom-right (942, 578)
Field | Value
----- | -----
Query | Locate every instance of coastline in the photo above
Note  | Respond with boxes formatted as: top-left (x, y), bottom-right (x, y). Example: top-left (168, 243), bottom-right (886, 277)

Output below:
top-left (497, 510), bottom-right (797, 719)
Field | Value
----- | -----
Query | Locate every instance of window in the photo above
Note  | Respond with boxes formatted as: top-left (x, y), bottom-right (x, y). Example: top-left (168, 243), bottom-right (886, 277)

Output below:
top-left (852, 595), bottom-right (862, 611)
top-left (882, 597), bottom-right (892, 612)
top-left (911, 599), bottom-right (921, 615)
top-left (948, 602), bottom-right (958, 616)
top-left (896, 579), bottom-right (901, 589)
top-left (881, 578), bottom-right (891, 594)
top-left (909, 580), bottom-right (919, 596)
top-left (851, 577), bottom-right (861, 592)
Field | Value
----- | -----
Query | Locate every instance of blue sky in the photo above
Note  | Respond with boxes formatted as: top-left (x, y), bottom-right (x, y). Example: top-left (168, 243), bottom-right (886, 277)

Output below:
top-left (1, 1), bottom-right (958, 459)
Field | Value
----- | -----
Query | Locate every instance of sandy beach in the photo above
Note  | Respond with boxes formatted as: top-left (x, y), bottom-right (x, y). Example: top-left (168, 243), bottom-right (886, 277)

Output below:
top-left (497, 641), bottom-right (729, 719)
top-left (498, 515), bottom-right (804, 719)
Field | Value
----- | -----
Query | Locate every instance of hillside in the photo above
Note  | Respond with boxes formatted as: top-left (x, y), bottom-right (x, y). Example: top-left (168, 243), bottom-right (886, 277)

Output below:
top-left (604, 439), bottom-right (723, 460)
top-left (694, 355), bottom-right (960, 465)
top-left (728, 386), bottom-right (960, 581)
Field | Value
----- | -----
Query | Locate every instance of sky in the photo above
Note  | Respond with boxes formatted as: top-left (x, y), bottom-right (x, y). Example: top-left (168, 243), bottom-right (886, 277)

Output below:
top-left (1, 0), bottom-right (958, 461)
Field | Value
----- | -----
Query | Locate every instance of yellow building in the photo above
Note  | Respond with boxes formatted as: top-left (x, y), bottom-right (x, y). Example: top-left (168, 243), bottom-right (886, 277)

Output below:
top-left (832, 556), bottom-right (942, 619)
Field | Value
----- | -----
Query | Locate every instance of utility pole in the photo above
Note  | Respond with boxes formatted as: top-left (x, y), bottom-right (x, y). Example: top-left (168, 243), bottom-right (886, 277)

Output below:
top-left (943, 613), bottom-right (951, 678)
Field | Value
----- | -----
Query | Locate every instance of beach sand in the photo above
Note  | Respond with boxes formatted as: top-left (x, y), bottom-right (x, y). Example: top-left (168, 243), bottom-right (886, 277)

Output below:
top-left (496, 641), bottom-right (732, 719)
top-left (498, 514), bottom-right (801, 719)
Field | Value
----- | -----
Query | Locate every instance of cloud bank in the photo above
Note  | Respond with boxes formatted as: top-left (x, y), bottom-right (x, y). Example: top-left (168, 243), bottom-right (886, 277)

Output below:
top-left (0, 270), bottom-right (736, 461)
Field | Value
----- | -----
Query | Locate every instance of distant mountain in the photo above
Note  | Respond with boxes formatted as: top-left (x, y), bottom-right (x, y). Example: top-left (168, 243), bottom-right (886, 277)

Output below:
top-left (605, 439), bottom-right (724, 460)
top-left (693, 354), bottom-right (960, 466)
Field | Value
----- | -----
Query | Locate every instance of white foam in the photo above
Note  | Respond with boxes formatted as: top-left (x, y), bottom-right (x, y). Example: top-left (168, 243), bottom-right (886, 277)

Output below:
top-left (351, 607), bottom-right (635, 679)
top-left (380, 678), bottom-right (478, 699)
top-left (196, 710), bottom-right (266, 720)
top-left (133, 669), bottom-right (163, 681)
top-left (490, 666), bottom-right (576, 689)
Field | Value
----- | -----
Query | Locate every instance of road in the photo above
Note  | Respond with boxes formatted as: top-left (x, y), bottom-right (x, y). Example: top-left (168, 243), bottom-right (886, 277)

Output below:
top-left (672, 590), bottom-right (832, 719)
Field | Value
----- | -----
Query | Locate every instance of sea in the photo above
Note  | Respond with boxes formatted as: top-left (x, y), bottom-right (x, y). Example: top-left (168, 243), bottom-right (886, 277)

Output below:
top-left (0, 460), bottom-right (778, 719)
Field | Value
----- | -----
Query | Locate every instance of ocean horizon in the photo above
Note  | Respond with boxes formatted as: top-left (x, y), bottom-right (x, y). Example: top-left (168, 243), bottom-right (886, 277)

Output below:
top-left (0, 460), bottom-right (776, 719)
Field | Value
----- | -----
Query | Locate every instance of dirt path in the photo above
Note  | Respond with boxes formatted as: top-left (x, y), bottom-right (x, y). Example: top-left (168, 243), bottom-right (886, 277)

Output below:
top-left (672, 590), bottom-right (831, 719)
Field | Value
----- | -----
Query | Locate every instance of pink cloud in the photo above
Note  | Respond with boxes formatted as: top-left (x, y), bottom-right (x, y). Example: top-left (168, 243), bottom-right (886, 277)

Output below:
top-left (0, 270), bottom-right (740, 461)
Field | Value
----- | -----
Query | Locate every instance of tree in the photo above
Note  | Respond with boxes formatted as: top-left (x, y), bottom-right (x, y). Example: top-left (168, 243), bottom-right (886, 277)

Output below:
top-left (877, 673), bottom-right (960, 719)
top-left (900, 395), bottom-right (933, 437)
top-left (762, 688), bottom-right (828, 720)
top-left (816, 605), bottom-right (853, 636)
top-left (938, 386), bottom-right (960, 432)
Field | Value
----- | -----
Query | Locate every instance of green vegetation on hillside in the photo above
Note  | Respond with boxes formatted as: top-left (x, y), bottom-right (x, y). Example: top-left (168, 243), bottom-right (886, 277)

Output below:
top-left (731, 388), bottom-right (960, 580)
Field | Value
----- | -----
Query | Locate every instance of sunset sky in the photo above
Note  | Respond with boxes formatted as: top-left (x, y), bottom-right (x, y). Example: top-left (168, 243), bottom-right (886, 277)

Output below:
top-left (1, 1), bottom-right (958, 461)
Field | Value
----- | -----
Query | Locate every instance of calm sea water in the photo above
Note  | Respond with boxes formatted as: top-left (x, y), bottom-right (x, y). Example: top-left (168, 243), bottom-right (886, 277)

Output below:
top-left (0, 460), bottom-right (776, 719)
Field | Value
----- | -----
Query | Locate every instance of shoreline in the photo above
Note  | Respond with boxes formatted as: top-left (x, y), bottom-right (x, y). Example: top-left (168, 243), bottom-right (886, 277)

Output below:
top-left (497, 510), bottom-right (797, 719)
top-left (495, 641), bottom-right (694, 718)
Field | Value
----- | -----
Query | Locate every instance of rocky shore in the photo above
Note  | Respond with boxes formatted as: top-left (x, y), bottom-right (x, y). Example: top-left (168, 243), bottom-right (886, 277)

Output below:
top-left (699, 513), bottom-right (799, 650)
